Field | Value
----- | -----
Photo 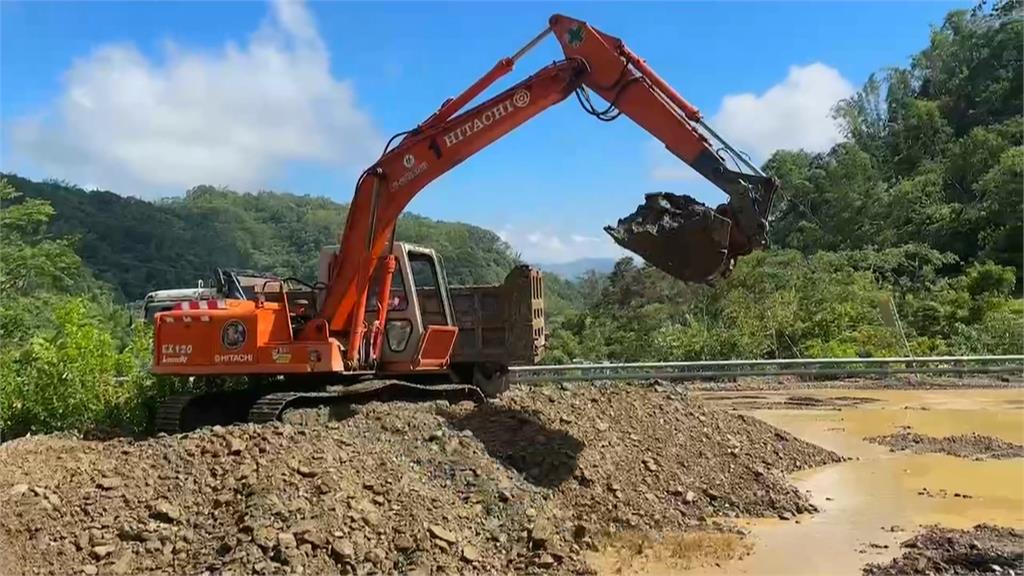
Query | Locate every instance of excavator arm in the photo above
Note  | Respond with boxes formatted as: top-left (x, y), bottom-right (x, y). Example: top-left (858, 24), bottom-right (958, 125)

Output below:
top-left (318, 14), bottom-right (779, 366)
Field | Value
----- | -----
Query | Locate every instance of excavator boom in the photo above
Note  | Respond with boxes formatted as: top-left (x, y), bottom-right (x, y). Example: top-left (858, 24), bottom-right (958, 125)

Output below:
top-left (320, 14), bottom-right (778, 366)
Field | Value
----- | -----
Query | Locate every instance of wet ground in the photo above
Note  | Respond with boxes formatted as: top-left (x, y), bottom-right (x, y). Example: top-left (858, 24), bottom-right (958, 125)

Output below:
top-left (591, 388), bottom-right (1024, 576)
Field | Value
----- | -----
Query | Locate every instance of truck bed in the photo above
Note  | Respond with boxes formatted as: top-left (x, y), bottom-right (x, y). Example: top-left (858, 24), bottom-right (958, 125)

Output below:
top-left (448, 265), bottom-right (545, 367)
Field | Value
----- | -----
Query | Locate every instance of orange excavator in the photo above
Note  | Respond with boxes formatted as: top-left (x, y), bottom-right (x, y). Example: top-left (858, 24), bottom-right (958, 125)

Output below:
top-left (151, 14), bottom-right (778, 432)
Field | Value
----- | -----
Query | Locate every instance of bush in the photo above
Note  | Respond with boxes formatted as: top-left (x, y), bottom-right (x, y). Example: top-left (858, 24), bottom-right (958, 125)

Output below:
top-left (0, 298), bottom-right (168, 438)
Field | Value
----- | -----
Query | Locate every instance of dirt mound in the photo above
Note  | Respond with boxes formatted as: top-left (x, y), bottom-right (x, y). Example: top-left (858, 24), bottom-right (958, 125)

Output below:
top-left (866, 431), bottom-right (1024, 460)
top-left (0, 385), bottom-right (842, 576)
top-left (863, 524), bottom-right (1024, 575)
top-left (451, 386), bottom-right (844, 532)
top-left (605, 192), bottom-right (732, 283)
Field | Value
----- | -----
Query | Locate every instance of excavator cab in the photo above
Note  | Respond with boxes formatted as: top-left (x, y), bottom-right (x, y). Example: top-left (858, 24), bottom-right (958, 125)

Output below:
top-left (319, 242), bottom-right (459, 373)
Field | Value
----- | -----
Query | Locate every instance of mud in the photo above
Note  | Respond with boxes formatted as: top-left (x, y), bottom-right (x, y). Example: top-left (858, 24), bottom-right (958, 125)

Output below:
top-left (701, 392), bottom-right (880, 411)
top-left (0, 385), bottom-right (841, 576)
top-left (865, 431), bottom-right (1024, 460)
top-left (689, 388), bottom-right (1024, 575)
top-left (605, 192), bottom-right (732, 283)
top-left (863, 524), bottom-right (1024, 575)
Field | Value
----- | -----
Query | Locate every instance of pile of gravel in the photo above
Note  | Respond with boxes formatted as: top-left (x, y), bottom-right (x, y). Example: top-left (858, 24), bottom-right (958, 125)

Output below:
top-left (866, 431), bottom-right (1024, 460)
top-left (863, 524), bottom-right (1024, 575)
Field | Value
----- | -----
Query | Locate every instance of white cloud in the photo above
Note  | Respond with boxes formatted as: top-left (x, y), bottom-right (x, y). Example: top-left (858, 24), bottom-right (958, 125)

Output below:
top-left (499, 226), bottom-right (630, 264)
top-left (647, 63), bottom-right (853, 183)
top-left (7, 0), bottom-right (381, 197)
top-left (710, 63), bottom-right (854, 161)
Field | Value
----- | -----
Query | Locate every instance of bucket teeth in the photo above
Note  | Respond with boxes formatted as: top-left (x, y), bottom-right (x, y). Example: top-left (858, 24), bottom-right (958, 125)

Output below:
top-left (606, 193), bottom-right (732, 283)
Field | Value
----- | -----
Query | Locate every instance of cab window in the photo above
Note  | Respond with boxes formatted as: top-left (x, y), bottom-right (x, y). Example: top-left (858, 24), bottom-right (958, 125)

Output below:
top-left (409, 252), bottom-right (447, 325)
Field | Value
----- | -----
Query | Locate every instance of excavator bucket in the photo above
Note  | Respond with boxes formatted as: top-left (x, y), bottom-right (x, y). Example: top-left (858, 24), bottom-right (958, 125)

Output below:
top-left (605, 193), bottom-right (733, 283)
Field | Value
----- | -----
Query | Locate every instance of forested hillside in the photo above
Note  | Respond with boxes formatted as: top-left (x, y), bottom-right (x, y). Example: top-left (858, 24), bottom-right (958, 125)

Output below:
top-left (2, 175), bottom-right (519, 300)
top-left (767, 0), bottom-right (1021, 278)
top-left (544, 0), bottom-right (1023, 363)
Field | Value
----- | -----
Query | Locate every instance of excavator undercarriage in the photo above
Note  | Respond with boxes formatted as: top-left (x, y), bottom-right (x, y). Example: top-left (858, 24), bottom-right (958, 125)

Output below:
top-left (155, 378), bottom-right (487, 434)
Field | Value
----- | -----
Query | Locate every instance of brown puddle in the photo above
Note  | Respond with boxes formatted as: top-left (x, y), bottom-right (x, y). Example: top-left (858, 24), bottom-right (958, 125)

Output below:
top-left (591, 388), bottom-right (1024, 576)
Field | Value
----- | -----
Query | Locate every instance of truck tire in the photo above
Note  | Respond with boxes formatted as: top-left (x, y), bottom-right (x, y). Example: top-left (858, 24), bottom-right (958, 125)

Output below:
top-left (472, 363), bottom-right (510, 399)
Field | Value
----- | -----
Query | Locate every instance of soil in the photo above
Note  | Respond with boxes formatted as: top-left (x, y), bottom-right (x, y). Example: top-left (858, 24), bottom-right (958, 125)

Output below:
top-left (699, 392), bottom-right (880, 411)
top-left (604, 192), bottom-right (733, 283)
top-left (865, 431), bottom-right (1024, 460)
top-left (863, 524), bottom-right (1024, 575)
top-left (0, 384), bottom-right (841, 576)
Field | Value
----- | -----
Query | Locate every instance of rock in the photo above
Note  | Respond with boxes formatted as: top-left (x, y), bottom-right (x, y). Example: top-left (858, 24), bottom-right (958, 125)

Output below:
top-left (150, 501), bottom-right (181, 523)
top-left (81, 566), bottom-right (98, 576)
top-left (572, 524), bottom-right (589, 541)
top-left (227, 437), bottom-right (246, 455)
top-left (364, 547), bottom-right (386, 564)
top-left (295, 465), bottom-right (319, 478)
top-left (298, 531), bottom-right (326, 548)
top-left (530, 518), bottom-right (554, 549)
top-left (684, 490), bottom-right (697, 504)
top-left (278, 532), bottom-right (297, 549)
top-left (461, 544), bottom-right (481, 563)
top-left (9, 483), bottom-right (30, 497)
top-left (428, 524), bottom-right (458, 544)
top-left (641, 458), bottom-right (659, 472)
top-left (96, 477), bottom-right (122, 490)
top-left (109, 551), bottom-right (133, 575)
top-left (394, 534), bottom-right (416, 552)
top-left (90, 544), bottom-right (117, 560)
top-left (536, 553), bottom-right (556, 568)
top-left (778, 512), bottom-right (793, 521)
top-left (330, 538), bottom-right (355, 563)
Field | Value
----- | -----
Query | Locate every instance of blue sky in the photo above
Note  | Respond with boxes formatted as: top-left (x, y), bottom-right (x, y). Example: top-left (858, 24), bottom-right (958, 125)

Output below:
top-left (2, 1), bottom-right (966, 262)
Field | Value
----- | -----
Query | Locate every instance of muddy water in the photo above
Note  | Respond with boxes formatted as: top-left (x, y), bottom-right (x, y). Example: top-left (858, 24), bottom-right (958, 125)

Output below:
top-left (592, 388), bottom-right (1024, 576)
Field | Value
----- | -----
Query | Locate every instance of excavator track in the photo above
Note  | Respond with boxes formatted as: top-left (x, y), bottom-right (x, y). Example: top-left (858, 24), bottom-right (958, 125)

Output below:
top-left (154, 380), bottom-right (485, 434)
top-left (154, 394), bottom-right (195, 434)
top-left (154, 388), bottom-right (265, 435)
top-left (249, 380), bottom-right (485, 425)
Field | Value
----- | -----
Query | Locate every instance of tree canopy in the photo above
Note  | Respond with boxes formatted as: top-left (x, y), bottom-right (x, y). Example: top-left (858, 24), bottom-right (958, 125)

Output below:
top-left (2, 176), bottom-right (520, 300)
top-left (544, 0), bottom-right (1022, 363)
top-left (767, 0), bottom-right (1023, 280)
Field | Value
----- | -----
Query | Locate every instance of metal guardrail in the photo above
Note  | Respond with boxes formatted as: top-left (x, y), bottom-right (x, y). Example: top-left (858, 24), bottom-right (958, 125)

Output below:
top-left (508, 355), bottom-right (1024, 384)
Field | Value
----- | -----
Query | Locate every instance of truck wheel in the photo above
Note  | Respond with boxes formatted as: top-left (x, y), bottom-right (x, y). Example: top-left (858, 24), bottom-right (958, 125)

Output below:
top-left (473, 364), bottom-right (510, 399)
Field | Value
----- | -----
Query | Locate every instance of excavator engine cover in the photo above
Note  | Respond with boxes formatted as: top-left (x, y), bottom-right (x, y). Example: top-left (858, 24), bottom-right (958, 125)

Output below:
top-left (605, 193), bottom-right (732, 283)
